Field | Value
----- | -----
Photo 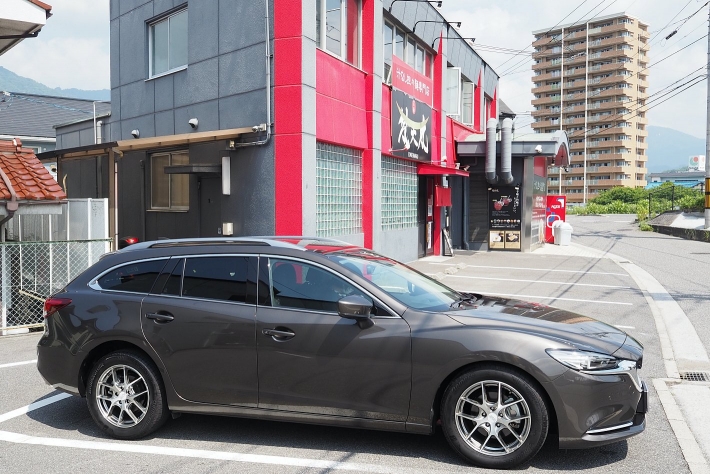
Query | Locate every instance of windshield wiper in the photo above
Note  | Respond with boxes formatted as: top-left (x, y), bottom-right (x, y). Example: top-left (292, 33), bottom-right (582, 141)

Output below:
top-left (450, 293), bottom-right (479, 308)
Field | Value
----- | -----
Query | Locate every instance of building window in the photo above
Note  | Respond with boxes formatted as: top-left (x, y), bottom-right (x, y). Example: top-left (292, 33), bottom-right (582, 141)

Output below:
top-left (383, 20), bottom-right (433, 81)
top-left (381, 157), bottom-right (417, 230)
top-left (316, 143), bottom-right (362, 237)
top-left (316, 0), bottom-right (361, 66)
top-left (149, 9), bottom-right (188, 78)
top-left (151, 151), bottom-right (189, 210)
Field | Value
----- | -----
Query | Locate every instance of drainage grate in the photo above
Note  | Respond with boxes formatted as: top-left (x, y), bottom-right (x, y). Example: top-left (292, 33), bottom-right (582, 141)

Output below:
top-left (679, 371), bottom-right (710, 382)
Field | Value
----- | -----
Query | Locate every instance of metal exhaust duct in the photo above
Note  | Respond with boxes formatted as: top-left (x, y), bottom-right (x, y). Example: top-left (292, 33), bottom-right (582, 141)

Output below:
top-left (485, 118), bottom-right (498, 185)
top-left (500, 117), bottom-right (514, 184)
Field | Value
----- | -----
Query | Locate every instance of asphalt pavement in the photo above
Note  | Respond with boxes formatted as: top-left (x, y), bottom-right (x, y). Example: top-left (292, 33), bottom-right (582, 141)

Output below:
top-left (0, 216), bottom-right (707, 473)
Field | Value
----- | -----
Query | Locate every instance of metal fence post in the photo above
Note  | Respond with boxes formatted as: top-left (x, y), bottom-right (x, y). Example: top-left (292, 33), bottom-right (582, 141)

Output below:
top-left (1, 245), bottom-right (6, 333)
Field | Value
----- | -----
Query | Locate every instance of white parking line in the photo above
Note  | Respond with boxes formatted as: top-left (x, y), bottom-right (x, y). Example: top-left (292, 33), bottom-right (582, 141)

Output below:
top-left (464, 291), bottom-right (633, 306)
top-left (0, 393), bottom-right (425, 473)
top-left (0, 360), bottom-right (37, 369)
top-left (446, 274), bottom-right (632, 289)
top-left (0, 430), bottom-right (407, 473)
top-left (614, 325), bottom-right (636, 330)
top-left (429, 264), bottom-right (629, 277)
top-left (0, 393), bottom-right (71, 424)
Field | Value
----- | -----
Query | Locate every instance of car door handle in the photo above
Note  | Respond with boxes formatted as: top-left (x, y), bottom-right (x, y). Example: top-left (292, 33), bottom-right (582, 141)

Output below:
top-left (145, 312), bottom-right (174, 323)
top-left (262, 328), bottom-right (295, 340)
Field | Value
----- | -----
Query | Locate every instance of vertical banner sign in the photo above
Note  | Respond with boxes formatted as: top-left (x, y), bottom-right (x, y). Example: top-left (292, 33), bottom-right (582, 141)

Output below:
top-left (488, 186), bottom-right (521, 251)
top-left (390, 56), bottom-right (433, 162)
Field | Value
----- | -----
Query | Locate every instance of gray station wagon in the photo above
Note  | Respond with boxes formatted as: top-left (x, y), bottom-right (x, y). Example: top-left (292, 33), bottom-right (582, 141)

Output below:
top-left (37, 237), bottom-right (647, 469)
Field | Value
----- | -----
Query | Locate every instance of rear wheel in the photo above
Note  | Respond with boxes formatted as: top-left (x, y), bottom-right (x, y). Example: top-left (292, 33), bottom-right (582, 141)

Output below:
top-left (441, 366), bottom-right (549, 469)
top-left (86, 351), bottom-right (169, 439)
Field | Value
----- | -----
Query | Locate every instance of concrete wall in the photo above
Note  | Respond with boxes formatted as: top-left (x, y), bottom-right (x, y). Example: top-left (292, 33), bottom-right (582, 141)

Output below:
top-left (56, 119), bottom-right (109, 149)
top-left (377, 227), bottom-right (420, 263)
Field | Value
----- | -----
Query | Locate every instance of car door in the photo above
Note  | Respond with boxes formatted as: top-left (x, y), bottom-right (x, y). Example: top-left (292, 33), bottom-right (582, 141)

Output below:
top-left (255, 256), bottom-right (412, 421)
top-left (141, 255), bottom-right (259, 407)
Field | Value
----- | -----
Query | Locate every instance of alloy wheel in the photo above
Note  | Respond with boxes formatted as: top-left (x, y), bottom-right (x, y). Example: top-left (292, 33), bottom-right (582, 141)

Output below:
top-left (95, 364), bottom-right (151, 428)
top-left (455, 380), bottom-right (532, 456)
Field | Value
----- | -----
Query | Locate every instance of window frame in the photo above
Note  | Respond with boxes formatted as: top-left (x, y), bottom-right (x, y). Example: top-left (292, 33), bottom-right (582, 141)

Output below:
top-left (383, 19), bottom-right (434, 82)
top-left (148, 8), bottom-right (188, 79)
top-left (150, 151), bottom-right (190, 211)
top-left (316, 0), bottom-right (362, 67)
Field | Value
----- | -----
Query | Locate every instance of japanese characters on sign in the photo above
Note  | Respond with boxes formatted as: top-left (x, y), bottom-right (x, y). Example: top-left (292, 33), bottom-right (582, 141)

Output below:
top-left (391, 88), bottom-right (431, 161)
top-left (488, 186), bottom-right (522, 251)
top-left (391, 56), bottom-right (433, 107)
top-left (390, 57), bottom-right (433, 162)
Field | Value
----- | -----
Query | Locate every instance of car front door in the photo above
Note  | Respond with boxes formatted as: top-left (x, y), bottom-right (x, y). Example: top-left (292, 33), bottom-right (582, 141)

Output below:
top-left (141, 255), bottom-right (259, 407)
top-left (255, 257), bottom-right (412, 421)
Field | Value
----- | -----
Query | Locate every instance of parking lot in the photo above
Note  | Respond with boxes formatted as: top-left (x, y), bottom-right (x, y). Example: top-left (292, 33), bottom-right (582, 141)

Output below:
top-left (0, 249), bottom-right (691, 473)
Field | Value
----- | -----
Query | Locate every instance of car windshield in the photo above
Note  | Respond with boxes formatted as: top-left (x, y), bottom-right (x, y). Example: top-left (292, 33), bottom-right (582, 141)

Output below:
top-left (326, 249), bottom-right (464, 311)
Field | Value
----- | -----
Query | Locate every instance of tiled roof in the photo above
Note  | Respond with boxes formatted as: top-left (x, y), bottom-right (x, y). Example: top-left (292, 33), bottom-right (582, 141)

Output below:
top-left (0, 92), bottom-right (110, 139)
top-left (0, 138), bottom-right (66, 201)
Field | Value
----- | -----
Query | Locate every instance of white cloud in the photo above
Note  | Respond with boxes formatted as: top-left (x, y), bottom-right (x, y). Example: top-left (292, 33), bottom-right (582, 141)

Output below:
top-left (0, 0), bottom-right (110, 90)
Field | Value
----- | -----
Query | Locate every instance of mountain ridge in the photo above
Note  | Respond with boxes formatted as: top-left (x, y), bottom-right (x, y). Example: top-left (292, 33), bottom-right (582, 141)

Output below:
top-left (0, 66), bottom-right (110, 101)
top-left (647, 125), bottom-right (705, 173)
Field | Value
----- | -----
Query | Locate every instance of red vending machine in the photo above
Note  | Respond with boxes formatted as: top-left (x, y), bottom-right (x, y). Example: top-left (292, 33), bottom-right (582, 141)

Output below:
top-left (545, 195), bottom-right (566, 243)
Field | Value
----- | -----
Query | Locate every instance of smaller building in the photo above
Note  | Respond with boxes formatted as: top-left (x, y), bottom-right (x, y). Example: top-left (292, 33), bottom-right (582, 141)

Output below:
top-left (647, 171), bottom-right (705, 190)
top-left (0, 92), bottom-right (110, 155)
top-left (0, 0), bottom-right (52, 55)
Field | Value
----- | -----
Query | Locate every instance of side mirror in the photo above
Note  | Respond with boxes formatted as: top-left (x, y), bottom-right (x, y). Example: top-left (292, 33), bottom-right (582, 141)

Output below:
top-left (338, 295), bottom-right (374, 329)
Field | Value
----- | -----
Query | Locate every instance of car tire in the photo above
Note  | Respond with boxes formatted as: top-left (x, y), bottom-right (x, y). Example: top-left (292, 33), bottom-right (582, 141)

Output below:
top-left (440, 365), bottom-right (549, 469)
top-left (86, 350), bottom-right (169, 439)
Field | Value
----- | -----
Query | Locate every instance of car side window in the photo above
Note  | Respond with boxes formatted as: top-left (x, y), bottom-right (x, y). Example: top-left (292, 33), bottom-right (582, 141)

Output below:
top-left (182, 256), bottom-right (253, 303)
top-left (269, 258), bottom-right (371, 312)
top-left (97, 259), bottom-right (168, 293)
top-left (151, 258), bottom-right (184, 296)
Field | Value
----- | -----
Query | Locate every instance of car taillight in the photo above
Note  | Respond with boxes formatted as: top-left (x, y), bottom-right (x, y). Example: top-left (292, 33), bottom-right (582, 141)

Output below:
top-left (43, 297), bottom-right (72, 318)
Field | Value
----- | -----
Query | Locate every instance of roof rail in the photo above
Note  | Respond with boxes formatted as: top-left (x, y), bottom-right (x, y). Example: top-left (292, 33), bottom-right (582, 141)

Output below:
top-left (148, 240), bottom-right (272, 249)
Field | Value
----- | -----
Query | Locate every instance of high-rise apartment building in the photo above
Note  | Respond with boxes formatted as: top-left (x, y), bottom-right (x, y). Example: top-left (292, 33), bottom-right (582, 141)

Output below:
top-left (531, 13), bottom-right (650, 203)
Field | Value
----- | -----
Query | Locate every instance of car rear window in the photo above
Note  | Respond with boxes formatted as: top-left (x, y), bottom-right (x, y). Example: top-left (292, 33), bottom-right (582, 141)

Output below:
top-left (97, 259), bottom-right (168, 293)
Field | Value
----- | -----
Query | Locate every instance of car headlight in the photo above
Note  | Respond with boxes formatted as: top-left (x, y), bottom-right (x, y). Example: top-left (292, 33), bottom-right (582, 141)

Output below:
top-left (546, 349), bottom-right (620, 371)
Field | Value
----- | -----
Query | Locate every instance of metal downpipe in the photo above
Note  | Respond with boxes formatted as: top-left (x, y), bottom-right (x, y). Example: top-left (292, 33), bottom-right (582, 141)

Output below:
top-left (500, 117), bottom-right (514, 184)
top-left (485, 118), bottom-right (498, 185)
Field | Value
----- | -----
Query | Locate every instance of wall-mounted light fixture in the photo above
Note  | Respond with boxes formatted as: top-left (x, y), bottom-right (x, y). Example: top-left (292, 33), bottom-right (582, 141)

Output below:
top-left (431, 36), bottom-right (475, 48)
top-left (188, 118), bottom-right (198, 129)
top-left (413, 19), bottom-right (461, 34)
top-left (388, 0), bottom-right (442, 13)
top-left (131, 129), bottom-right (140, 139)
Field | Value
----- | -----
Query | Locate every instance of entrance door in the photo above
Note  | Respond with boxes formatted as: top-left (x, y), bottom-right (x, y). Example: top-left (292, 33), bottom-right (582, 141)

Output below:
top-left (199, 177), bottom-right (222, 237)
top-left (418, 177), bottom-right (434, 257)
top-left (141, 256), bottom-right (259, 406)
top-left (255, 257), bottom-right (412, 421)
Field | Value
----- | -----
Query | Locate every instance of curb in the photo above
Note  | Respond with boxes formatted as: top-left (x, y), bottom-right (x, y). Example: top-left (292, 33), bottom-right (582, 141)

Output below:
top-left (654, 379), bottom-right (710, 474)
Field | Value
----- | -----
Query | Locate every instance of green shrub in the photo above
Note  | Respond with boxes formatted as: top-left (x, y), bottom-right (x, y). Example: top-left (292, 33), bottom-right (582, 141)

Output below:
top-left (639, 222), bottom-right (653, 232)
top-left (677, 195), bottom-right (704, 212)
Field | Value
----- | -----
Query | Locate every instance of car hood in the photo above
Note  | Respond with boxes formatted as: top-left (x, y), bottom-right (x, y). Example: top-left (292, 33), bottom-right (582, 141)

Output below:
top-left (447, 295), bottom-right (629, 355)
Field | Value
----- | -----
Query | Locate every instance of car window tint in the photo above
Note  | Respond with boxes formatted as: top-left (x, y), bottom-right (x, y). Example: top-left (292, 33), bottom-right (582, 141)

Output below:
top-left (97, 259), bottom-right (167, 293)
top-left (269, 258), bottom-right (371, 312)
top-left (182, 257), bottom-right (251, 303)
top-left (257, 256), bottom-right (271, 306)
top-left (151, 258), bottom-right (182, 295)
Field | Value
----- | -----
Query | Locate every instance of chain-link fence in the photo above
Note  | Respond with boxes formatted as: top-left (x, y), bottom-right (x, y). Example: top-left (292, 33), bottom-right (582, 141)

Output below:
top-left (0, 240), bottom-right (111, 331)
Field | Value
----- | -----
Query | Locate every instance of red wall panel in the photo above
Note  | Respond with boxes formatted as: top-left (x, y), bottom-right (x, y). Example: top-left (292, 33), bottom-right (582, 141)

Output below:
top-left (315, 49), bottom-right (368, 149)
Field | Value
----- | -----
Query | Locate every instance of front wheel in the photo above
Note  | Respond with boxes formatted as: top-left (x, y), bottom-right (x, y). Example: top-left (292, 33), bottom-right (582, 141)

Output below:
top-left (440, 365), bottom-right (549, 469)
top-left (86, 350), bottom-right (169, 439)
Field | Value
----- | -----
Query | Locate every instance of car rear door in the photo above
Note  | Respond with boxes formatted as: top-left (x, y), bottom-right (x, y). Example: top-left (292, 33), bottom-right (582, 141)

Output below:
top-left (141, 255), bottom-right (259, 407)
top-left (255, 256), bottom-right (412, 421)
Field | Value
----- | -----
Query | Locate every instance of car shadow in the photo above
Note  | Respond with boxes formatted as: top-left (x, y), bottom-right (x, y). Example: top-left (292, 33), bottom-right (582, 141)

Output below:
top-left (25, 395), bottom-right (628, 471)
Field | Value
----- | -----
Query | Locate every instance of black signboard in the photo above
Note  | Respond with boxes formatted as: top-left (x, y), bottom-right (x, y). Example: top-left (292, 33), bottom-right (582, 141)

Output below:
top-left (488, 186), bottom-right (521, 251)
top-left (390, 88), bottom-right (431, 162)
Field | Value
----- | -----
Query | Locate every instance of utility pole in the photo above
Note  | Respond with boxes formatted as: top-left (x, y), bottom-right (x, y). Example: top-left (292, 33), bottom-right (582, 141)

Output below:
top-left (559, 28), bottom-right (564, 195)
top-left (706, 7), bottom-right (710, 229)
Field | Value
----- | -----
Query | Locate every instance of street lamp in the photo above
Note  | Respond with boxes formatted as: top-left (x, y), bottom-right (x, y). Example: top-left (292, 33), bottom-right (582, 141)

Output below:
top-left (431, 36), bottom-right (475, 48)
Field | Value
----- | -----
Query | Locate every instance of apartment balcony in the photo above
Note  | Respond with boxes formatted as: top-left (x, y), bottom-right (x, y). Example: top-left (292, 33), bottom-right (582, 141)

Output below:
top-left (564, 54), bottom-right (587, 66)
top-left (589, 23), bottom-right (633, 37)
top-left (532, 84), bottom-right (562, 94)
top-left (563, 68), bottom-right (587, 80)
top-left (563, 117), bottom-right (585, 125)
top-left (592, 49), bottom-right (628, 61)
top-left (532, 96), bottom-right (561, 106)
top-left (532, 71), bottom-right (562, 82)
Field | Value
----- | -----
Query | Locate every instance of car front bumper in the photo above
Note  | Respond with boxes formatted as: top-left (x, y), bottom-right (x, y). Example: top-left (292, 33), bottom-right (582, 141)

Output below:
top-left (552, 367), bottom-right (647, 449)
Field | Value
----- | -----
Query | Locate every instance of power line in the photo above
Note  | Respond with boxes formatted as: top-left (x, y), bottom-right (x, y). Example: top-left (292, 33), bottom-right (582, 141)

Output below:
top-left (494, 0), bottom-right (592, 71)
top-left (500, 0), bottom-right (617, 76)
